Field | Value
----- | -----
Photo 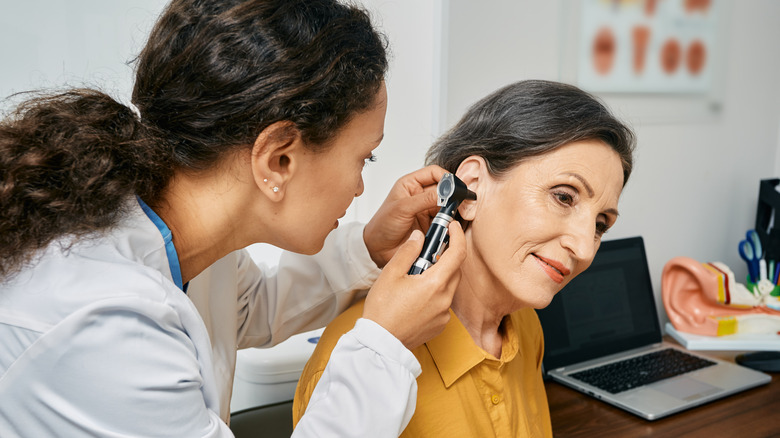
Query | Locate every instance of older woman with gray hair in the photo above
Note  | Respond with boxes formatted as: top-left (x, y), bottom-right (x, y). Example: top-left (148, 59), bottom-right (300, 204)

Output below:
top-left (293, 79), bottom-right (635, 437)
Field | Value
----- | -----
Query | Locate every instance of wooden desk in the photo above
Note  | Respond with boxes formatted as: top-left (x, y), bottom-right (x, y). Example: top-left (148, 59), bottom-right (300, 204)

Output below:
top-left (545, 341), bottom-right (780, 437)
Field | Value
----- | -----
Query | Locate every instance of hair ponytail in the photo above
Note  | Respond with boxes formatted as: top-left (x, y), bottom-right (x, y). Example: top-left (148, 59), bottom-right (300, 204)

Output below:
top-left (0, 89), bottom-right (173, 279)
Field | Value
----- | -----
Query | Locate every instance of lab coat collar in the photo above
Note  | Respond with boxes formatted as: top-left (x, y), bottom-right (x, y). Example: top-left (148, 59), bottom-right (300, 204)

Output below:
top-left (135, 196), bottom-right (185, 291)
top-left (104, 197), bottom-right (182, 293)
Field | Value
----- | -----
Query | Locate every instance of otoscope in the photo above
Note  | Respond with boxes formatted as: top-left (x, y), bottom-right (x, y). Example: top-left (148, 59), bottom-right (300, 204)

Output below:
top-left (408, 173), bottom-right (477, 275)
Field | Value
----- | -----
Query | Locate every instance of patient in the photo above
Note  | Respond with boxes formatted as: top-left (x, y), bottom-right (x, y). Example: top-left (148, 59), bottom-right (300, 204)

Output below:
top-left (292, 80), bottom-right (635, 436)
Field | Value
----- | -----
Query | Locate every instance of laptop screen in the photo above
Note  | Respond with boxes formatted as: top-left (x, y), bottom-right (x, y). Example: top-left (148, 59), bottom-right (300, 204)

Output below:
top-left (537, 236), bottom-right (662, 372)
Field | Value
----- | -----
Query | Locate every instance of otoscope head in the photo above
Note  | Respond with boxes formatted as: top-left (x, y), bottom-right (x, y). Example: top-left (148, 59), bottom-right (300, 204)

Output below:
top-left (408, 173), bottom-right (476, 275)
top-left (437, 173), bottom-right (477, 213)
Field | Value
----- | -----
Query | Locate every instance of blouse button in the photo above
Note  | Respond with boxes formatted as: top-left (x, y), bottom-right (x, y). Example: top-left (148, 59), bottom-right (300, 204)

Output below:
top-left (491, 394), bottom-right (500, 405)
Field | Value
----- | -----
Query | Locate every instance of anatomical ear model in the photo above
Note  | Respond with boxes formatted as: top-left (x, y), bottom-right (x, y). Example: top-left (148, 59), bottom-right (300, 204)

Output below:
top-left (662, 257), bottom-right (780, 336)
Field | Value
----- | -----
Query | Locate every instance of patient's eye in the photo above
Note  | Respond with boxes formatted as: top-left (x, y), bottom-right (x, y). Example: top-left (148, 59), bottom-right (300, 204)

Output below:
top-left (596, 221), bottom-right (609, 237)
top-left (552, 187), bottom-right (576, 206)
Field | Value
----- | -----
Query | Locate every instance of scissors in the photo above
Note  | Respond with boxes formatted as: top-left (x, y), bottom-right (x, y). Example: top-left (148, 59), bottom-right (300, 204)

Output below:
top-left (740, 230), bottom-right (763, 284)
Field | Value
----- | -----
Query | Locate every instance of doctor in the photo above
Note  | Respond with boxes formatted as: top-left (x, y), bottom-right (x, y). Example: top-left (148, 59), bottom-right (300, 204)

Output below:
top-left (0, 0), bottom-right (464, 437)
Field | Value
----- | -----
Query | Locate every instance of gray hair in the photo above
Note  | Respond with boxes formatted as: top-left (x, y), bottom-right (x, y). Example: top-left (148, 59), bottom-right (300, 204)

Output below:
top-left (425, 80), bottom-right (635, 185)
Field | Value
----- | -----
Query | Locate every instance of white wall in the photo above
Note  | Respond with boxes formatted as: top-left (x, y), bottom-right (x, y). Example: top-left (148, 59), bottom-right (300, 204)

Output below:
top-left (0, 1), bottom-right (166, 107)
top-left (348, 0), bottom-right (445, 222)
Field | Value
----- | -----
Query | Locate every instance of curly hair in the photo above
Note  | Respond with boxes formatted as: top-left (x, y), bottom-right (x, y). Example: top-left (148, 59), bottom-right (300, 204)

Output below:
top-left (0, 0), bottom-right (388, 279)
top-left (426, 80), bottom-right (635, 186)
top-left (133, 0), bottom-right (388, 168)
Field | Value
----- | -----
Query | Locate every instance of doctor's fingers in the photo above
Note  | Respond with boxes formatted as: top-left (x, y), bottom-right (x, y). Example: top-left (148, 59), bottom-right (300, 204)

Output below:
top-left (424, 221), bottom-right (466, 282)
top-left (383, 178), bottom-right (440, 227)
top-left (391, 165), bottom-right (448, 200)
top-left (362, 229), bottom-right (458, 348)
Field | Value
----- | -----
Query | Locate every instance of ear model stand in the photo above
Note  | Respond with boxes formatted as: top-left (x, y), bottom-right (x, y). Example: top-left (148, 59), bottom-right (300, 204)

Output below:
top-left (408, 173), bottom-right (476, 275)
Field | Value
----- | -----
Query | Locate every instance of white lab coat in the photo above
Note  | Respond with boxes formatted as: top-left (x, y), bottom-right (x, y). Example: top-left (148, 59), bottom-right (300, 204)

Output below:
top-left (0, 198), bottom-right (421, 437)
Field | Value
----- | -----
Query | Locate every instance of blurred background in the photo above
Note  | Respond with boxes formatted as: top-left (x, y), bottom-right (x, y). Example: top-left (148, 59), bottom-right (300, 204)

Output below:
top-left (2, 0), bottom-right (778, 327)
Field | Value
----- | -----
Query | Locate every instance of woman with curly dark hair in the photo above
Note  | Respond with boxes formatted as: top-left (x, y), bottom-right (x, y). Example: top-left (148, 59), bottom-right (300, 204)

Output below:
top-left (0, 1), bottom-right (465, 436)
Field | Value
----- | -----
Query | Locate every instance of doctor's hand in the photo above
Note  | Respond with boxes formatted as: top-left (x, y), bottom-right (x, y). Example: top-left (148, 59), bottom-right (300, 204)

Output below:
top-left (362, 221), bottom-right (465, 350)
top-left (363, 165), bottom-right (447, 269)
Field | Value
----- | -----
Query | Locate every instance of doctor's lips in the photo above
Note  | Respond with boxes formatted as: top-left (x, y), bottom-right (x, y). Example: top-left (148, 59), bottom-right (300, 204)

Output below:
top-left (533, 254), bottom-right (571, 283)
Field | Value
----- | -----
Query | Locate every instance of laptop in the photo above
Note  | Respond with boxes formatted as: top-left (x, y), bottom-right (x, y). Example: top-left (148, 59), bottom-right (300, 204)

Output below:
top-left (537, 236), bottom-right (771, 421)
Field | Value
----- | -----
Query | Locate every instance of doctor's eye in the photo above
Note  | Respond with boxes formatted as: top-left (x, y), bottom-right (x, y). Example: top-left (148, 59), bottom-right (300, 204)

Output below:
top-left (364, 154), bottom-right (377, 167)
top-left (595, 221), bottom-right (609, 237)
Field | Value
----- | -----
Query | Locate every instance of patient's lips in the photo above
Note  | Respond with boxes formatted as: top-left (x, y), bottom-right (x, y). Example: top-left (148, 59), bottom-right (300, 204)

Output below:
top-left (533, 254), bottom-right (571, 284)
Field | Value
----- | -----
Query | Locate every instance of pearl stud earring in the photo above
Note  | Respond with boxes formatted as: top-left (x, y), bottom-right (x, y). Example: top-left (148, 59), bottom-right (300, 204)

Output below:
top-left (263, 178), bottom-right (278, 192)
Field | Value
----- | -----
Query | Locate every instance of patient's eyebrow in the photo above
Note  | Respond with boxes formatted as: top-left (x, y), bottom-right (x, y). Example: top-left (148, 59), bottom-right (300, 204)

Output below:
top-left (565, 172), bottom-right (620, 217)
top-left (565, 172), bottom-right (594, 197)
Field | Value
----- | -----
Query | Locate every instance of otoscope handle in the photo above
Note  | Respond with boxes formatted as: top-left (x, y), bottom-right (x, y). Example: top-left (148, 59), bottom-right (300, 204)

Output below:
top-left (408, 212), bottom-right (453, 275)
top-left (408, 263), bottom-right (428, 276)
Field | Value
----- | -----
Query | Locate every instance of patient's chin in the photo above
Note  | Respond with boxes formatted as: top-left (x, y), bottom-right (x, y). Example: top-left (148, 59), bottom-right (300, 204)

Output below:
top-left (527, 293), bottom-right (556, 310)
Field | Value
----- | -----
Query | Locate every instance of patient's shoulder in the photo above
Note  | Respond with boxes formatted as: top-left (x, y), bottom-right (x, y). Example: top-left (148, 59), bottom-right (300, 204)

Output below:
top-left (304, 298), bottom-right (367, 369)
top-left (333, 298), bottom-right (366, 329)
top-left (323, 298), bottom-right (366, 342)
top-left (292, 299), bottom-right (367, 426)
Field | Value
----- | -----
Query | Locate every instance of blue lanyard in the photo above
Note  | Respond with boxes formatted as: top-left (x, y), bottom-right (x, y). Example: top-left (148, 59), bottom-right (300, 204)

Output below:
top-left (136, 196), bottom-right (186, 292)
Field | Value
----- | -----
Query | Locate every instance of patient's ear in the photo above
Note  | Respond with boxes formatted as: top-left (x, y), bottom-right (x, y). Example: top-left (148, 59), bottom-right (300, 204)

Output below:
top-left (455, 156), bottom-right (484, 221)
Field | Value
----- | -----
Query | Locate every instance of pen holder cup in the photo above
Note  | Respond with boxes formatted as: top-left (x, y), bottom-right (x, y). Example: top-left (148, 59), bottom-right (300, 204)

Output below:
top-left (746, 276), bottom-right (780, 297)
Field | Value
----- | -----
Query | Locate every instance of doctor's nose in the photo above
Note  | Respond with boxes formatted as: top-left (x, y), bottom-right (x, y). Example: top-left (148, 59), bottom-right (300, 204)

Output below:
top-left (355, 176), bottom-right (365, 197)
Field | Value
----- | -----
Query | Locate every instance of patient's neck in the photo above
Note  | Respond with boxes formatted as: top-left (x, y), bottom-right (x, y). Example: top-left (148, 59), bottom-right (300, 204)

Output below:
top-left (451, 264), bottom-right (513, 359)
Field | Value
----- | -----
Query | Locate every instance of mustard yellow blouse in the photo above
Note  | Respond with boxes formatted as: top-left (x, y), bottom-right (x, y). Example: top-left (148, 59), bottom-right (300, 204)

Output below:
top-left (293, 299), bottom-right (553, 437)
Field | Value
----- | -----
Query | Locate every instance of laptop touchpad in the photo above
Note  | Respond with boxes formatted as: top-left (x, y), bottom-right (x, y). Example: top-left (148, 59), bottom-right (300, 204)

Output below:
top-left (651, 377), bottom-right (720, 401)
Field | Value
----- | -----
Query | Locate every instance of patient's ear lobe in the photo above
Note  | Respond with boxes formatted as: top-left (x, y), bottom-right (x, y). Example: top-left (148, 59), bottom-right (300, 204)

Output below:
top-left (455, 156), bottom-right (484, 221)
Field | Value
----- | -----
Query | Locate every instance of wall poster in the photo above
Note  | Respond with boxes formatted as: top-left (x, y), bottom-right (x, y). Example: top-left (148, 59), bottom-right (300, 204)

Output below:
top-left (577, 0), bottom-right (719, 94)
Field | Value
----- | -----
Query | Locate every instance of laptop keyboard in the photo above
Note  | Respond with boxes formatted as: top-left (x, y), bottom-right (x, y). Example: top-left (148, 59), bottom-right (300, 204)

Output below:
top-left (570, 348), bottom-right (717, 394)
